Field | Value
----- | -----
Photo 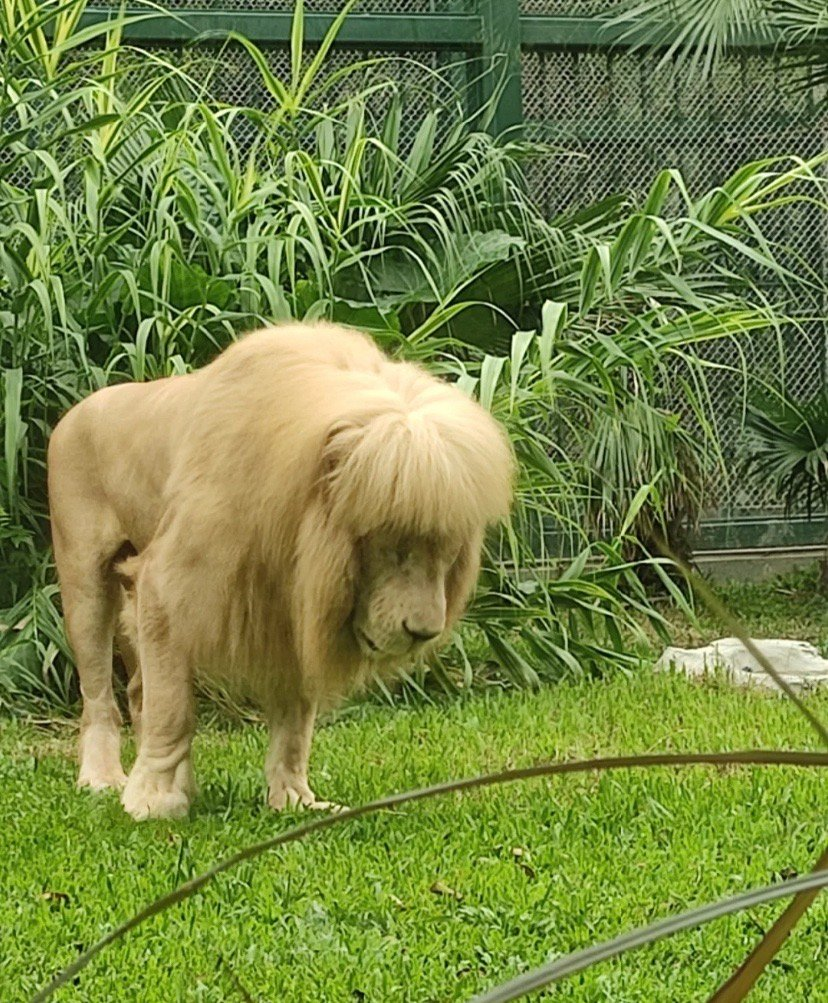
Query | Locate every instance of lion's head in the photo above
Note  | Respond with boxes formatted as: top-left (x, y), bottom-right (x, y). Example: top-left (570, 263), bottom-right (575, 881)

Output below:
top-left (294, 353), bottom-right (514, 677)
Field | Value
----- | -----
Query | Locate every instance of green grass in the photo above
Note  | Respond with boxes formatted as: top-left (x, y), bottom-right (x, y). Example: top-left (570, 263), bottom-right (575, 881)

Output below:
top-left (3, 660), bottom-right (828, 1001)
top-left (669, 568), bottom-right (828, 653)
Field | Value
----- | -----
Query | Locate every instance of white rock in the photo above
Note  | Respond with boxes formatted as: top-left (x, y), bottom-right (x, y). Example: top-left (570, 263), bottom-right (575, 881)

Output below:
top-left (655, 638), bottom-right (828, 692)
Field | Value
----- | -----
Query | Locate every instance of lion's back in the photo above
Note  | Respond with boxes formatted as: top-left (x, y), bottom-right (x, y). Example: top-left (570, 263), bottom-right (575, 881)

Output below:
top-left (204, 321), bottom-right (385, 385)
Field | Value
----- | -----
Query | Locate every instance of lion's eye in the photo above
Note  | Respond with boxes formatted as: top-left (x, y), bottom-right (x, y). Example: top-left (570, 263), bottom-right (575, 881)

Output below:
top-left (395, 547), bottom-right (410, 566)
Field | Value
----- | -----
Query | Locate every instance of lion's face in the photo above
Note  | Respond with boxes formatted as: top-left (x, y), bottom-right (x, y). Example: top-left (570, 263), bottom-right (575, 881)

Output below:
top-left (351, 531), bottom-right (459, 661)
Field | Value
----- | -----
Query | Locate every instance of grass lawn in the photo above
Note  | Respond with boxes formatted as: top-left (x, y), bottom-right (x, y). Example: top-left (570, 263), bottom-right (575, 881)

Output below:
top-left (2, 573), bottom-right (828, 1001)
top-left (667, 569), bottom-right (828, 654)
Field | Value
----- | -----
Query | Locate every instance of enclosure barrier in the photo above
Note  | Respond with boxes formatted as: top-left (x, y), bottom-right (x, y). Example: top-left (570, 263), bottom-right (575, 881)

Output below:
top-left (81, 1), bottom-right (828, 556)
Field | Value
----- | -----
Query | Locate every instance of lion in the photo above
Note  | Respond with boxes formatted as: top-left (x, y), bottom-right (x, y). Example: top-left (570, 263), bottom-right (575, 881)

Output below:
top-left (47, 321), bottom-right (514, 820)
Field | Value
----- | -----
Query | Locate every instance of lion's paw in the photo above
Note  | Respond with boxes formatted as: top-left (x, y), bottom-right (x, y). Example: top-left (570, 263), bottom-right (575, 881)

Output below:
top-left (77, 763), bottom-right (128, 792)
top-left (122, 762), bottom-right (191, 821)
top-left (78, 727), bottom-right (127, 791)
top-left (267, 781), bottom-right (345, 813)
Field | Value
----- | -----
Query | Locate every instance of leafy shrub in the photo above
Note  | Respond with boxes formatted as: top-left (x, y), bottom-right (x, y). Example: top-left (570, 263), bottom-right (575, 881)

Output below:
top-left (746, 388), bottom-right (828, 518)
top-left (0, 0), bottom-right (823, 707)
top-left (745, 386), bottom-right (828, 588)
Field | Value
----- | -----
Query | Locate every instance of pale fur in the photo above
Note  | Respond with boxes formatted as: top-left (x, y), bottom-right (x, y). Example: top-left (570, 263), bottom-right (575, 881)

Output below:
top-left (47, 321), bottom-right (514, 819)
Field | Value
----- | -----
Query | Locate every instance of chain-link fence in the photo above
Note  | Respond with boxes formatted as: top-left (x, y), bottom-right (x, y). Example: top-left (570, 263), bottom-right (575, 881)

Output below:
top-left (87, 1), bottom-right (478, 11)
top-left (522, 42), bottom-right (828, 536)
top-left (78, 0), bottom-right (828, 549)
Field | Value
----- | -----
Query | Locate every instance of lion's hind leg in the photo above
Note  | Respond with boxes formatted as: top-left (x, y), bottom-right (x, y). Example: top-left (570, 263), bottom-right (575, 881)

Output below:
top-left (57, 548), bottom-right (127, 792)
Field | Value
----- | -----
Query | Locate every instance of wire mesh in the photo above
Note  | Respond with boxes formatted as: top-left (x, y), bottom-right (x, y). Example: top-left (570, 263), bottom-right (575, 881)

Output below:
top-left (520, 0), bottom-right (617, 12)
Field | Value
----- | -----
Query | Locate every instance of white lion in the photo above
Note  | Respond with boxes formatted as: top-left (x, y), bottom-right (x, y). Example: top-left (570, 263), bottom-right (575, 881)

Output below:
top-left (47, 321), bottom-right (514, 819)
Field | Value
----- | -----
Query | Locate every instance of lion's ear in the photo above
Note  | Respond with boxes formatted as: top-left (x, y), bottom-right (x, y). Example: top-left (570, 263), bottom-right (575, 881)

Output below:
top-left (320, 420), bottom-right (351, 470)
top-left (445, 534), bottom-right (483, 626)
top-left (318, 420), bottom-right (358, 509)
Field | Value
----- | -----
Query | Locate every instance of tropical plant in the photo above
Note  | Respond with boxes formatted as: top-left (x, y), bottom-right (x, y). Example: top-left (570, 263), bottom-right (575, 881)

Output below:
top-left (746, 387), bottom-right (828, 516)
top-left (485, 156), bottom-right (827, 574)
top-left (745, 386), bottom-right (828, 585)
top-left (611, 0), bottom-right (828, 82)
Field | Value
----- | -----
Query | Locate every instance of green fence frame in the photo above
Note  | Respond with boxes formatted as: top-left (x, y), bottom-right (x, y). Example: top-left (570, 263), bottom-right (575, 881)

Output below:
top-left (79, 5), bottom-right (790, 138)
top-left (77, 3), bottom-right (826, 554)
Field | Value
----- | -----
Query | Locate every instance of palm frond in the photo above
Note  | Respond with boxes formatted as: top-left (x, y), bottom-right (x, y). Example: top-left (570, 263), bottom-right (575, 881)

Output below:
top-left (608, 0), bottom-right (774, 76)
top-left (745, 386), bottom-right (828, 516)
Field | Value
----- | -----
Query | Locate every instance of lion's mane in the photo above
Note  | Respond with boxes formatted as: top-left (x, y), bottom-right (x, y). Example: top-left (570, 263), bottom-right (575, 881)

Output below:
top-left (122, 322), bottom-right (514, 704)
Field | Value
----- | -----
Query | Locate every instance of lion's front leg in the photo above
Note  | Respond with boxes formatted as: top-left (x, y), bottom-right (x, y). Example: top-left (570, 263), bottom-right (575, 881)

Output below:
top-left (121, 572), bottom-right (196, 821)
top-left (265, 696), bottom-right (342, 812)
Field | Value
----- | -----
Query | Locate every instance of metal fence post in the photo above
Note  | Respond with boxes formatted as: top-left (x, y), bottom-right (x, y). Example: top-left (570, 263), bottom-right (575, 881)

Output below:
top-left (477, 0), bottom-right (523, 137)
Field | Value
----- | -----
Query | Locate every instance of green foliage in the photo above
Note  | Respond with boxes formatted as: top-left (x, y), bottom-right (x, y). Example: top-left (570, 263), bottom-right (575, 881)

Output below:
top-left (611, 0), bottom-right (828, 87)
top-left (611, 0), bottom-right (772, 75)
top-left (1, 0), bottom-right (825, 708)
top-left (745, 388), bottom-right (828, 517)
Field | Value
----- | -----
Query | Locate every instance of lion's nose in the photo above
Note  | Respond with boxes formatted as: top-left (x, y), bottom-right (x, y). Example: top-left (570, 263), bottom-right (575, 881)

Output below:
top-left (403, 620), bottom-right (442, 643)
